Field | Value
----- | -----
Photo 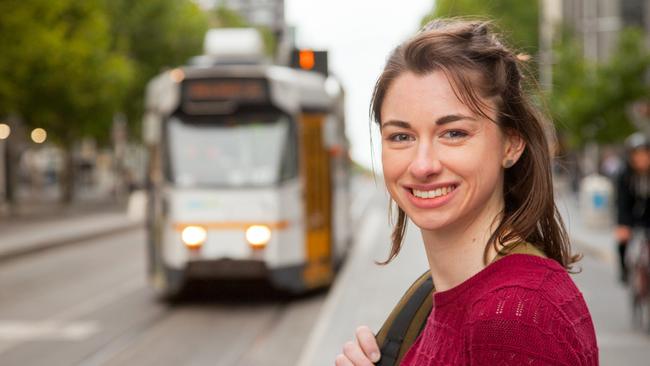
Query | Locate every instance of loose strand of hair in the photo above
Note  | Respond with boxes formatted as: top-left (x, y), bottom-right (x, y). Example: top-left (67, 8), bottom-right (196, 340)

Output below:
top-left (378, 203), bottom-right (408, 265)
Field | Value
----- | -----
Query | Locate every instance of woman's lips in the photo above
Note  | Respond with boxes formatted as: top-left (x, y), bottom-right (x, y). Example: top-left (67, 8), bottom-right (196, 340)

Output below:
top-left (404, 184), bottom-right (458, 209)
top-left (411, 184), bottom-right (457, 199)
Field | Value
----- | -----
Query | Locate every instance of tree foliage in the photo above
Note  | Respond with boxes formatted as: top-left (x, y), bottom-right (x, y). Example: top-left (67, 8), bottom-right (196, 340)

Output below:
top-left (0, 0), bottom-right (132, 146)
top-left (0, 0), bottom-right (208, 202)
top-left (549, 28), bottom-right (650, 148)
top-left (0, 0), bottom-right (208, 144)
top-left (104, 0), bottom-right (208, 137)
top-left (422, 0), bottom-right (539, 55)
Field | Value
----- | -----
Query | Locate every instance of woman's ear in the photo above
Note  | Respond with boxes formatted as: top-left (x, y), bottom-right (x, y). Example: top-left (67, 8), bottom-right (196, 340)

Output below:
top-left (503, 131), bottom-right (525, 168)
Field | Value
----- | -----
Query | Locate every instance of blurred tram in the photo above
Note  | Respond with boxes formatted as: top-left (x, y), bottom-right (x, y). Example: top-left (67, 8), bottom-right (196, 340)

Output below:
top-left (142, 29), bottom-right (351, 299)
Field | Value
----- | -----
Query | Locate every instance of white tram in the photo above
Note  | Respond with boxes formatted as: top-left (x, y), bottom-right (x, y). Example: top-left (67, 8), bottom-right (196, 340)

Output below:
top-left (142, 30), bottom-right (351, 299)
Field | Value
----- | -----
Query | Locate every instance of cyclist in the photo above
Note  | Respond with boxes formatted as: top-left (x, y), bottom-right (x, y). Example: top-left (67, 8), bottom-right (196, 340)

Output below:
top-left (616, 132), bottom-right (650, 283)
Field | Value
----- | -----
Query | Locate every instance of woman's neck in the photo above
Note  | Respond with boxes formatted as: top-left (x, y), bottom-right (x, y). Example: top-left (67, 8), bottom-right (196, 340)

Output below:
top-left (421, 203), bottom-right (504, 292)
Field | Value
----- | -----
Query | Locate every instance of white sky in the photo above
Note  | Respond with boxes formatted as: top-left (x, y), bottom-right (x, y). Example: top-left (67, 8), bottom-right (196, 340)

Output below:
top-left (285, 0), bottom-right (433, 169)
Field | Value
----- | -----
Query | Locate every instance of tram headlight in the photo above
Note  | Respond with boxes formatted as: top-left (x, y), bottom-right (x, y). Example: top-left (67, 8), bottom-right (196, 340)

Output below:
top-left (181, 225), bottom-right (207, 249)
top-left (246, 225), bottom-right (271, 248)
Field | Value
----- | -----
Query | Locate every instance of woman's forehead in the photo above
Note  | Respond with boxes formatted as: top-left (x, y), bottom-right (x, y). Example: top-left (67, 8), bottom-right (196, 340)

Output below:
top-left (381, 71), bottom-right (497, 122)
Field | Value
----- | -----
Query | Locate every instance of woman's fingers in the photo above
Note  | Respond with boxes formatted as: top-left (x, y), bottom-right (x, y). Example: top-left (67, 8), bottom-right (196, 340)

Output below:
top-left (341, 340), bottom-right (374, 366)
top-left (335, 325), bottom-right (381, 366)
top-left (335, 353), bottom-right (354, 366)
top-left (355, 326), bottom-right (381, 363)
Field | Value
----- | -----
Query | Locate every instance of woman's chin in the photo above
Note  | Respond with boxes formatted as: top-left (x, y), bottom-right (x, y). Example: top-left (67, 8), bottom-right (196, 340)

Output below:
top-left (408, 215), bottom-right (450, 232)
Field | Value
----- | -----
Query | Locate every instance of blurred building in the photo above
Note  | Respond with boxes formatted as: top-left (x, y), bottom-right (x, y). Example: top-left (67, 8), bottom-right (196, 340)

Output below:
top-left (194, 0), bottom-right (292, 63)
top-left (210, 0), bottom-right (285, 37)
top-left (540, 0), bottom-right (650, 87)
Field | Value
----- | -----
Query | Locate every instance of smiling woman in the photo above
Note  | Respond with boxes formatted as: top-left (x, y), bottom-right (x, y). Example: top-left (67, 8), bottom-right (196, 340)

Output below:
top-left (380, 71), bottom-right (512, 237)
top-left (335, 19), bottom-right (599, 366)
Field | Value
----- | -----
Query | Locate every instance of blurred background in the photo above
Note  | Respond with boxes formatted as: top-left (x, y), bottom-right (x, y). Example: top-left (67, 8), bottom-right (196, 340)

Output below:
top-left (1, 0), bottom-right (650, 365)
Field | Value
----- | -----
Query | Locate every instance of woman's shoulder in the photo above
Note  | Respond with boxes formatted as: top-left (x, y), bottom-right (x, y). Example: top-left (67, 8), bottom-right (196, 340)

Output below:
top-left (475, 254), bottom-right (587, 313)
top-left (480, 253), bottom-right (569, 292)
top-left (464, 254), bottom-right (596, 341)
top-left (463, 255), bottom-right (598, 365)
top-left (435, 253), bottom-right (569, 307)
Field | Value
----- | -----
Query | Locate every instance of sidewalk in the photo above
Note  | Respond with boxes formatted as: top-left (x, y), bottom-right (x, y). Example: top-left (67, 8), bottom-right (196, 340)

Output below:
top-left (0, 197), bottom-right (142, 262)
top-left (555, 187), bottom-right (616, 263)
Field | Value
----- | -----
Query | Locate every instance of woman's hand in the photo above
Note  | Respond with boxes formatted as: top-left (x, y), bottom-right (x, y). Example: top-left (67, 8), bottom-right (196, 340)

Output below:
top-left (335, 325), bottom-right (381, 366)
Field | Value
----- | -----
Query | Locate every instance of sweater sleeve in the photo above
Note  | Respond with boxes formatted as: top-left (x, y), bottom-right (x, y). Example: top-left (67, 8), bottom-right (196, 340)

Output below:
top-left (461, 285), bottom-right (598, 366)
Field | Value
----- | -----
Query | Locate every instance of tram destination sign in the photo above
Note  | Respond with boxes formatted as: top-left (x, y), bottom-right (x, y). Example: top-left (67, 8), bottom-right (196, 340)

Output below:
top-left (183, 78), bottom-right (269, 104)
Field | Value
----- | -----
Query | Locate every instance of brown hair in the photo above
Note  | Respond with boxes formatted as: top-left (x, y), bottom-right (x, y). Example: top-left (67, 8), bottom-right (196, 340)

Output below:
top-left (371, 19), bottom-right (580, 269)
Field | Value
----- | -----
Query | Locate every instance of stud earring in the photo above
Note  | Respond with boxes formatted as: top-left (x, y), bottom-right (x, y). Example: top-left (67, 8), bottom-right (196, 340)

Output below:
top-left (504, 159), bottom-right (514, 168)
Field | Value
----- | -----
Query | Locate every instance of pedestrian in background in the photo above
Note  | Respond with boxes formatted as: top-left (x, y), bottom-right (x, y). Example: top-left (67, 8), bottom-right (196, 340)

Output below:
top-left (336, 19), bottom-right (598, 365)
top-left (615, 132), bottom-right (650, 283)
top-left (600, 146), bottom-right (624, 180)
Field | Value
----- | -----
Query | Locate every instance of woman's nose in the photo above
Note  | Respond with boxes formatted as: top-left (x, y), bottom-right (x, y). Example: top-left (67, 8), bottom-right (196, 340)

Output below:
top-left (408, 142), bottom-right (442, 179)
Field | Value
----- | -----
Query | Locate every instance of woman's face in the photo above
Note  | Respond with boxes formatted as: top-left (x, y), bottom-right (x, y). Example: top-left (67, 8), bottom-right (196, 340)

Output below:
top-left (380, 71), bottom-right (519, 232)
top-left (630, 148), bottom-right (650, 174)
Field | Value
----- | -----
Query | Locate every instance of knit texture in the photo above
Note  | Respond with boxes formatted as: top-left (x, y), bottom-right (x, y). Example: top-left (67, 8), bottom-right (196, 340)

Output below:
top-left (399, 254), bottom-right (598, 365)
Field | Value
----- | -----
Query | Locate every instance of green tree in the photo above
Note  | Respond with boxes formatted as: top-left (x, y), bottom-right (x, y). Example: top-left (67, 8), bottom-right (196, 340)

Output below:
top-left (422, 0), bottom-right (539, 56)
top-left (0, 0), bottom-right (133, 203)
top-left (104, 0), bottom-right (208, 137)
top-left (0, 0), bottom-right (210, 204)
top-left (212, 6), bottom-right (249, 27)
top-left (549, 28), bottom-right (650, 148)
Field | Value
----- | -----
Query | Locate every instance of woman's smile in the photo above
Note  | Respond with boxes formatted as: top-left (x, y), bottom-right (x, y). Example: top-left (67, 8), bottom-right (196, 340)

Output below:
top-left (403, 183), bottom-right (459, 209)
top-left (411, 185), bottom-right (457, 199)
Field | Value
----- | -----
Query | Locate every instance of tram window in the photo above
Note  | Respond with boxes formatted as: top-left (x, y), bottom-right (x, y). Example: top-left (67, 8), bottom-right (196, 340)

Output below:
top-left (279, 124), bottom-right (298, 181)
top-left (167, 115), bottom-right (296, 187)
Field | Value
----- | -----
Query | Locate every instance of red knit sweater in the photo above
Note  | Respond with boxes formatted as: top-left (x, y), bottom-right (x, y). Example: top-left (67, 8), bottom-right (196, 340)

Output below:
top-left (399, 254), bottom-right (598, 365)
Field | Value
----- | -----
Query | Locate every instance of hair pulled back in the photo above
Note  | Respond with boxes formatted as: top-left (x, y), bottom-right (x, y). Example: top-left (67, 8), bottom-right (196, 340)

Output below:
top-left (371, 18), bottom-right (579, 269)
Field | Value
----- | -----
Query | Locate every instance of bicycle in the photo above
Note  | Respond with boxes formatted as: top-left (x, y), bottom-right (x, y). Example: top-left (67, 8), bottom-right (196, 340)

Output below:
top-left (626, 228), bottom-right (650, 333)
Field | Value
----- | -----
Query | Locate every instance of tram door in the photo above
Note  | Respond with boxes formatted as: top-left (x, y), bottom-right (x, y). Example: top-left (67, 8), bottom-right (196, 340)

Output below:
top-left (301, 113), bottom-right (334, 287)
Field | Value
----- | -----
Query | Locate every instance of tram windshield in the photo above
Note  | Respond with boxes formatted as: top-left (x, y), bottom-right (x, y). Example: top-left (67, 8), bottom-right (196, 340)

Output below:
top-left (167, 114), bottom-right (296, 187)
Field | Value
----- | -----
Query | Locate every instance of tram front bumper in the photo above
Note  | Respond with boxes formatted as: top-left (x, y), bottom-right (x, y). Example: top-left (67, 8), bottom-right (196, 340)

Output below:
top-left (186, 259), bottom-right (269, 279)
top-left (185, 259), bottom-right (309, 293)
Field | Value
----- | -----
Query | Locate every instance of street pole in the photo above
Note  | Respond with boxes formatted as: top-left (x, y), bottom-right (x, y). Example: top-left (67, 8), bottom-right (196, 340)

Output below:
top-left (539, 0), bottom-right (563, 91)
top-left (112, 113), bottom-right (128, 203)
top-left (0, 139), bottom-right (5, 213)
top-left (0, 121), bottom-right (10, 214)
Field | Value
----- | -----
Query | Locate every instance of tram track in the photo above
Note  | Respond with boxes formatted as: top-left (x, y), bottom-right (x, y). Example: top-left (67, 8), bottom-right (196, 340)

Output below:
top-left (0, 225), bottom-right (328, 365)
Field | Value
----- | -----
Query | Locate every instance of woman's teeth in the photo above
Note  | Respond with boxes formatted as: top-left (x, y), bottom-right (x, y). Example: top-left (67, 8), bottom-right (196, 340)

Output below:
top-left (412, 186), bottom-right (455, 199)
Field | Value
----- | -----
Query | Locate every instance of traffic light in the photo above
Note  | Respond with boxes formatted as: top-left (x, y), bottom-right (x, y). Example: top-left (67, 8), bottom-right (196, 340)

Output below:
top-left (290, 49), bottom-right (328, 76)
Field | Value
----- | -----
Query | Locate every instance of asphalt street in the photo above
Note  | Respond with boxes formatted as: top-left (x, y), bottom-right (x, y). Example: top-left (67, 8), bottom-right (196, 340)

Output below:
top-left (0, 229), bottom-right (326, 366)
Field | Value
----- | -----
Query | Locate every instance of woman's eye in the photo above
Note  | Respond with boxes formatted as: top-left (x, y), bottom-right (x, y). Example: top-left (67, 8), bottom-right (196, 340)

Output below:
top-left (442, 130), bottom-right (468, 139)
top-left (388, 133), bottom-right (412, 142)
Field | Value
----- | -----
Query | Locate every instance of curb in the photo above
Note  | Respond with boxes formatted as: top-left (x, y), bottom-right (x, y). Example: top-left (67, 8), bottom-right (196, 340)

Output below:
top-left (0, 221), bottom-right (143, 263)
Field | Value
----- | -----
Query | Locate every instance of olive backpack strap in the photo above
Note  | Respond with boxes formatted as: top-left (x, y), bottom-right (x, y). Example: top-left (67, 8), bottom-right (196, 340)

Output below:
top-left (374, 270), bottom-right (434, 366)
top-left (492, 242), bottom-right (548, 262)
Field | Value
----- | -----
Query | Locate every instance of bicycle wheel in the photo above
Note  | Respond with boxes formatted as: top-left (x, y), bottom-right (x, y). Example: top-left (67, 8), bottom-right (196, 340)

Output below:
top-left (641, 240), bottom-right (650, 333)
top-left (629, 263), bottom-right (649, 330)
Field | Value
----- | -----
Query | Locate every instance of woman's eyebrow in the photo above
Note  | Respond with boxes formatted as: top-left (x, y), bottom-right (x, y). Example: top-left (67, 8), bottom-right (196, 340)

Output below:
top-left (382, 114), bottom-right (476, 129)
top-left (381, 120), bottom-right (411, 129)
top-left (436, 114), bottom-right (476, 125)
